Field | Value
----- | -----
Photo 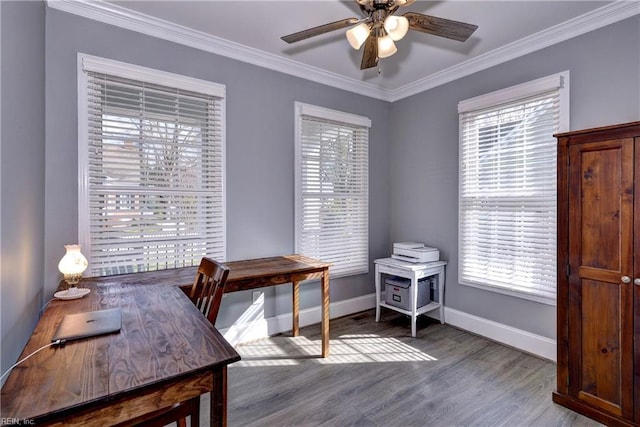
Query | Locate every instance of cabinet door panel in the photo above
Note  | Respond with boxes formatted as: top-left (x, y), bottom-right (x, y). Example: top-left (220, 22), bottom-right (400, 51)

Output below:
top-left (567, 138), bottom-right (634, 419)
top-left (578, 279), bottom-right (622, 415)
top-left (572, 143), bottom-right (630, 272)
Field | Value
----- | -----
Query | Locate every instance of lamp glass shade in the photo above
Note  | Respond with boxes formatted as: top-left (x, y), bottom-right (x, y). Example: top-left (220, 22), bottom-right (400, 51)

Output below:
top-left (346, 23), bottom-right (370, 50)
top-left (384, 16), bottom-right (409, 41)
top-left (377, 35), bottom-right (397, 58)
top-left (58, 244), bottom-right (88, 285)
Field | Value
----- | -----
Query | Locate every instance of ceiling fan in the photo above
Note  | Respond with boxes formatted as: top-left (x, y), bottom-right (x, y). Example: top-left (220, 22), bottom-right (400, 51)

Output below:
top-left (281, 0), bottom-right (478, 70)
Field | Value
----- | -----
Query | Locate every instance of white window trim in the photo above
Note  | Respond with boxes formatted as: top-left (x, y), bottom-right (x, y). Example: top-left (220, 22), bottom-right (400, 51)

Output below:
top-left (294, 101), bottom-right (371, 278)
top-left (457, 70), bottom-right (569, 306)
top-left (77, 53), bottom-right (226, 273)
top-left (458, 72), bottom-right (569, 128)
top-left (295, 102), bottom-right (372, 128)
top-left (80, 54), bottom-right (226, 97)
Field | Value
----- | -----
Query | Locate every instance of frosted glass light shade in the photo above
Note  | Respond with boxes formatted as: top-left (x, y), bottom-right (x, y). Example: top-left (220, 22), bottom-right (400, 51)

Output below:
top-left (384, 16), bottom-right (409, 41)
top-left (377, 35), bottom-right (397, 58)
top-left (346, 23), bottom-right (370, 50)
top-left (58, 244), bottom-right (88, 285)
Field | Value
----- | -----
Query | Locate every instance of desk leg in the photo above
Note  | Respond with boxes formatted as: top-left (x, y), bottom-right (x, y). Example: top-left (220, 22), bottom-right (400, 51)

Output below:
top-left (411, 274), bottom-right (418, 338)
top-left (211, 366), bottom-right (227, 427)
top-left (439, 267), bottom-right (446, 324)
top-left (292, 281), bottom-right (300, 337)
top-left (375, 264), bottom-right (381, 322)
top-left (321, 268), bottom-right (330, 357)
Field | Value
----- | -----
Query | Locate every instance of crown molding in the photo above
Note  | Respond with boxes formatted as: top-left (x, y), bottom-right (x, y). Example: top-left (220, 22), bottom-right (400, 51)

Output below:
top-left (389, 1), bottom-right (640, 102)
top-left (47, 0), bottom-right (639, 103)
top-left (46, 0), bottom-right (393, 101)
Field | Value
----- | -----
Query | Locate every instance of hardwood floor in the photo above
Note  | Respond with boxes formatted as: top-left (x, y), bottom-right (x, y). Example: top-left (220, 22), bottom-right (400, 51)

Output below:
top-left (205, 310), bottom-right (602, 426)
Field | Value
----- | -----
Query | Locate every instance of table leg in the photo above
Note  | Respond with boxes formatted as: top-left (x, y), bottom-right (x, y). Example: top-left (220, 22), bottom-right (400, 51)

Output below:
top-left (375, 264), bottom-right (381, 322)
top-left (321, 268), bottom-right (330, 357)
top-left (439, 267), bottom-right (446, 324)
top-left (292, 280), bottom-right (300, 336)
top-left (210, 367), bottom-right (227, 427)
top-left (411, 274), bottom-right (418, 338)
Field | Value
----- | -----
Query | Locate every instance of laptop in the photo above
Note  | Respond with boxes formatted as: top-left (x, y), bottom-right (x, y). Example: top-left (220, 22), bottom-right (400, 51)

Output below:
top-left (51, 308), bottom-right (122, 343)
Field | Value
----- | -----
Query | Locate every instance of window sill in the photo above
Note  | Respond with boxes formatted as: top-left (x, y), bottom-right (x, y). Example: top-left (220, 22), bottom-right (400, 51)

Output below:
top-left (460, 280), bottom-right (557, 306)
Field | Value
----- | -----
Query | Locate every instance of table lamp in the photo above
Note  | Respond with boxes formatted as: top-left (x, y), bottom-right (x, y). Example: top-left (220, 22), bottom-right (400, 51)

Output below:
top-left (55, 244), bottom-right (90, 299)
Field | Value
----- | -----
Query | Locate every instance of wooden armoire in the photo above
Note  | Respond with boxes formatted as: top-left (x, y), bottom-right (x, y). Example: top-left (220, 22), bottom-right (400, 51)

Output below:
top-left (554, 121), bottom-right (640, 426)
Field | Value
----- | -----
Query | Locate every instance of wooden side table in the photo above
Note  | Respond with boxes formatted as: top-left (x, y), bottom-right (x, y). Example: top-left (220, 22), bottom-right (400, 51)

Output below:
top-left (374, 257), bottom-right (447, 337)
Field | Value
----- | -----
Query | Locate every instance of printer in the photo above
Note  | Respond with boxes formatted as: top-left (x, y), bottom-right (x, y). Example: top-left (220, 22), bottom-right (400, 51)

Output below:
top-left (391, 242), bottom-right (439, 263)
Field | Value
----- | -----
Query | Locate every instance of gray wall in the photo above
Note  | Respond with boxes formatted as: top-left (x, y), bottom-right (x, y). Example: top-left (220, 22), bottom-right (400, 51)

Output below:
top-left (390, 16), bottom-right (640, 339)
top-left (1, 2), bottom-right (638, 375)
top-left (43, 8), bottom-right (391, 330)
top-left (0, 1), bottom-right (46, 376)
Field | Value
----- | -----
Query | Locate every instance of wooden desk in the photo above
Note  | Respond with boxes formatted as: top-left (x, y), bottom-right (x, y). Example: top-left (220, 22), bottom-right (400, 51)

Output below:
top-left (0, 282), bottom-right (240, 426)
top-left (72, 254), bottom-right (331, 357)
top-left (224, 254), bottom-right (332, 357)
top-left (1, 254), bottom-right (330, 426)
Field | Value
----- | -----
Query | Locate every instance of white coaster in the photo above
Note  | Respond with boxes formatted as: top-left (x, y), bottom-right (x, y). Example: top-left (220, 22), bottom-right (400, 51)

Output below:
top-left (54, 287), bottom-right (91, 300)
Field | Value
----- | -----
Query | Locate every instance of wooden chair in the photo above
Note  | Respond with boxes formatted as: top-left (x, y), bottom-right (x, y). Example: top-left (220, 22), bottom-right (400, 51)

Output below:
top-left (131, 257), bottom-right (230, 427)
top-left (188, 257), bottom-right (230, 325)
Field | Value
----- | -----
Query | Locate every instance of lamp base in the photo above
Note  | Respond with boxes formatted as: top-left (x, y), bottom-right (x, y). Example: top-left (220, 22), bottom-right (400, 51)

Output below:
top-left (54, 287), bottom-right (91, 300)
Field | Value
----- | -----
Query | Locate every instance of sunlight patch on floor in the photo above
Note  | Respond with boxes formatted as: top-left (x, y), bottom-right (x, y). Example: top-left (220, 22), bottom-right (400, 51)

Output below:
top-left (234, 333), bottom-right (437, 367)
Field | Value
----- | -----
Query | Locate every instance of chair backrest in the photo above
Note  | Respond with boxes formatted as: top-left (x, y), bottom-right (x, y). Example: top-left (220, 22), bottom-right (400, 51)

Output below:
top-left (188, 257), bottom-right (230, 325)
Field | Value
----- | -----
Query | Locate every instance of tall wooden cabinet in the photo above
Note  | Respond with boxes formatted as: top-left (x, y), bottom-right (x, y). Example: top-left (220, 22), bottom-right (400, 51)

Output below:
top-left (554, 121), bottom-right (640, 427)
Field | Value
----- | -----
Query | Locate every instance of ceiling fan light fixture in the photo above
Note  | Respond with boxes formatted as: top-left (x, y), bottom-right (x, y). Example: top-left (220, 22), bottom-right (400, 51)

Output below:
top-left (346, 23), bottom-right (370, 50)
top-left (377, 34), bottom-right (397, 58)
top-left (280, 0), bottom-right (478, 71)
top-left (383, 15), bottom-right (409, 41)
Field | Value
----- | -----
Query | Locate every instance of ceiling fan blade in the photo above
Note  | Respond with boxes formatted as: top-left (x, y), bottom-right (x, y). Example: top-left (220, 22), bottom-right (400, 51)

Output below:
top-left (281, 18), bottom-right (358, 44)
top-left (404, 12), bottom-right (478, 42)
top-left (360, 35), bottom-right (378, 70)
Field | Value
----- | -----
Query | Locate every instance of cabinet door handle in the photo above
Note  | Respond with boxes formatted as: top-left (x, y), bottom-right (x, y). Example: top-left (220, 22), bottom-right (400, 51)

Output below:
top-left (621, 276), bottom-right (631, 283)
top-left (635, 278), bottom-right (640, 286)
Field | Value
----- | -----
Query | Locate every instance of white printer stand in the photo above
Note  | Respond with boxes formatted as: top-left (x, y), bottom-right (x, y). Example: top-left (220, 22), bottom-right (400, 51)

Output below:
top-left (374, 257), bottom-right (447, 337)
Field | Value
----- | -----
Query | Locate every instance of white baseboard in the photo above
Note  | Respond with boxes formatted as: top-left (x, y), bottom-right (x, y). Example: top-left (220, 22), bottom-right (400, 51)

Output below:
top-left (443, 307), bottom-right (557, 361)
top-left (220, 293), bottom-right (557, 362)
top-left (220, 293), bottom-right (376, 346)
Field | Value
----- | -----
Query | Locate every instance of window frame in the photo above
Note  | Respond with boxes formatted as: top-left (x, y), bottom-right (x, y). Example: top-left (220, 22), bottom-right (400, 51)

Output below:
top-left (77, 53), bottom-right (226, 277)
top-left (457, 71), bottom-right (569, 305)
top-left (294, 102), bottom-right (371, 278)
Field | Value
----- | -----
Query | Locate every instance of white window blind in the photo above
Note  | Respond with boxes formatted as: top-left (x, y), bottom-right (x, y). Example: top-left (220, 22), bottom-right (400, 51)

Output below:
top-left (295, 103), bottom-right (370, 277)
top-left (78, 55), bottom-right (225, 277)
top-left (458, 72), bottom-right (568, 304)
